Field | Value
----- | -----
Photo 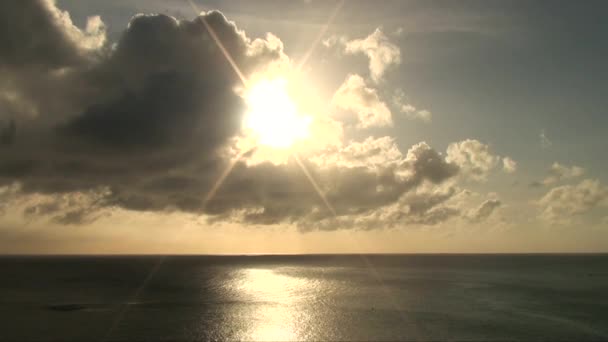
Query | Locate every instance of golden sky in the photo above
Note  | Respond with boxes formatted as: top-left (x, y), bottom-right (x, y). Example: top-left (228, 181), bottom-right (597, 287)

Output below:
top-left (1, 0), bottom-right (608, 253)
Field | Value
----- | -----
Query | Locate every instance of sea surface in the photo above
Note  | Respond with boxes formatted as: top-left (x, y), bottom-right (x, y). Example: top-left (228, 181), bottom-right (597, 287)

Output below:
top-left (1, 254), bottom-right (607, 341)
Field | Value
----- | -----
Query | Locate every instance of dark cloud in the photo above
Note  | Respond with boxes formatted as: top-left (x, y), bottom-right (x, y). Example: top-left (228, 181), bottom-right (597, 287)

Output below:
top-left (0, 119), bottom-right (16, 146)
top-left (0, 1), bottom-right (462, 230)
top-left (1, 2), bottom-right (278, 190)
top-left (0, 0), bottom-right (85, 68)
top-left (23, 201), bottom-right (62, 217)
top-left (407, 142), bottom-right (459, 184)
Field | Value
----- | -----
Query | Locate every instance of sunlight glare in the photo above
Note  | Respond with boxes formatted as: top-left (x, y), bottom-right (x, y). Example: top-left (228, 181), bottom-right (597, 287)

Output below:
top-left (244, 78), bottom-right (311, 149)
top-left (235, 268), bottom-right (315, 341)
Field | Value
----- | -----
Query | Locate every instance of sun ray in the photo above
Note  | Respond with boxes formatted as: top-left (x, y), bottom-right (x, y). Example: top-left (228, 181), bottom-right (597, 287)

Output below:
top-left (104, 3), bottom-right (344, 340)
top-left (187, 0), bottom-right (249, 87)
top-left (294, 154), bottom-right (336, 216)
top-left (101, 257), bottom-right (167, 342)
top-left (296, 0), bottom-right (345, 72)
top-left (203, 147), bottom-right (256, 208)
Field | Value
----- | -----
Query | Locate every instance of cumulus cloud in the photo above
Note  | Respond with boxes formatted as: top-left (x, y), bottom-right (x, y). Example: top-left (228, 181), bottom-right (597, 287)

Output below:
top-left (468, 199), bottom-right (501, 222)
top-left (331, 74), bottom-right (392, 128)
top-left (303, 185), bottom-right (464, 231)
top-left (0, 0), bottom-right (105, 68)
top-left (219, 139), bottom-right (460, 226)
top-left (0, 3), bottom-right (288, 212)
top-left (543, 162), bottom-right (584, 185)
top-left (0, 1), bottom-right (473, 231)
top-left (310, 136), bottom-right (402, 169)
top-left (397, 186), bottom-right (462, 225)
top-left (328, 28), bottom-right (400, 83)
top-left (538, 179), bottom-right (608, 224)
top-left (502, 157), bottom-right (517, 173)
top-left (446, 139), bottom-right (500, 181)
top-left (393, 88), bottom-right (432, 123)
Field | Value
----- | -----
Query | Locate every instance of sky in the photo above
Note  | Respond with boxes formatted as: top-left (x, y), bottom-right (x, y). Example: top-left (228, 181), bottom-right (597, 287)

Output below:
top-left (1, 0), bottom-right (607, 254)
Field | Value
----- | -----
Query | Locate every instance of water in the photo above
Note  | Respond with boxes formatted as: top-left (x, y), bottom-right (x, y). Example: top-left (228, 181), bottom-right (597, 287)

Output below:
top-left (1, 254), bottom-right (607, 341)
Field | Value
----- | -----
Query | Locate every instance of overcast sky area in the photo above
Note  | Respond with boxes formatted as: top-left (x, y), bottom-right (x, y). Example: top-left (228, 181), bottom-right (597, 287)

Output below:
top-left (1, 0), bottom-right (607, 254)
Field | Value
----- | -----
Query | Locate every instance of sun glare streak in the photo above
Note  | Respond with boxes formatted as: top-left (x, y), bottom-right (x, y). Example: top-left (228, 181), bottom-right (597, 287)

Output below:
top-left (296, 0), bottom-right (345, 72)
top-left (294, 154), bottom-right (336, 216)
top-left (105, 3), bottom-right (339, 341)
top-left (101, 150), bottom-right (255, 342)
top-left (187, 0), bottom-right (248, 87)
top-left (101, 258), bottom-right (167, 342)
top-left (203, 147), bottom-right (256, 208)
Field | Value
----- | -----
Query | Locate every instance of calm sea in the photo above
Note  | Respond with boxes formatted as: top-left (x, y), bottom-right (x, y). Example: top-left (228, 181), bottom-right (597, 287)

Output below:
top-left (1, 254), bottom-right (607, 341)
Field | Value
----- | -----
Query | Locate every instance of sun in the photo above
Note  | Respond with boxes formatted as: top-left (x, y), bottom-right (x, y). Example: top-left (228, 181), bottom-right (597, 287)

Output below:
top-left (243, 78), bottom-right (311, 149)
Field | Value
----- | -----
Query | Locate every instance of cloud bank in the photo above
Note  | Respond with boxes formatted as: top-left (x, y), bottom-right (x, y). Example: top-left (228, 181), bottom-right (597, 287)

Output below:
top-left (0, 1), bottom-right (508, 230)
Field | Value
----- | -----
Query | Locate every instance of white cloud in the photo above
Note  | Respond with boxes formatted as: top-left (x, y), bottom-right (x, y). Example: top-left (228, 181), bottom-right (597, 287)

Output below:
top-left (310, 136), bottom-right (402, 169)
top-left (446, 139), bottom-right (500, 181)
top-left (331, 74), bottom-right (392, 128)
top-left (344, 28), bottom-right (401, 83)
top-left (543, 162), bottom-right (585, 185)
top-left (393, 88), bottom-right (432, 123)
top-left (502, 157), bottom-right (517, 173)
top-left (538, 179), bottom-right (608, 224)
top-left (43, 1), bottom-right (106, 52)
top-left (322, 35), bottom-right (347, 48)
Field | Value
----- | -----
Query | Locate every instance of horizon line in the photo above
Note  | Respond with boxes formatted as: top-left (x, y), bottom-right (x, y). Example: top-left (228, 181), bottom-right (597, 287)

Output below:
top-left (2, 252), bottom-right (607, 257)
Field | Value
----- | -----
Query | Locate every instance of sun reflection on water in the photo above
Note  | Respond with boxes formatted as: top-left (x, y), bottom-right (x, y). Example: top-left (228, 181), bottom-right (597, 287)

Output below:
top-left (234, 268), bottom-right (314, 341)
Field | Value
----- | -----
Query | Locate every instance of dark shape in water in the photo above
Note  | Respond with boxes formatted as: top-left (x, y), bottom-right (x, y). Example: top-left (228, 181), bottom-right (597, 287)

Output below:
top-left (46, 304), bottom-right (86, 312)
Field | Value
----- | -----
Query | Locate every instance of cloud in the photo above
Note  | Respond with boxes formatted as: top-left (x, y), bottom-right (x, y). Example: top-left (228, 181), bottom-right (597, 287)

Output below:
top-left (322, 35), bottom-right (347, 49)
top-left (303, 185), bottom-right (463, 231)
top-left (398, 186), bottom-right (462, 225)
top-left (405, 142), bottom-right (461, 184)
top-left (1, 2), bottom-right (527, 234)
top-left (542, 162), bottom-right (584, 185)
top-left (502, 157), bottom-right (517, 173)
top-left (538, 179), bottom-right (608, 224)
top-left (540, 129), bottom-right (552, 149)
top-left (343, 28), bottom-right (401, 83)
top-left (331, 74), bottom-right (392, 128)
top-left (446, 139), bottom-right (500, 181)
top-left (0, 119), bottom-right (16, 146)
top-left (22, 187), bottom-right (110, 225)
top-left (529, 162), bottom-right (585, 188)
top-left (0, 0), bottom-right (105, 69)
top-left (0, 183), bottom-right (20, 215)
top-left (310, 136), bottom-right (402, 169)
top-left (468, 199), bottom-right (501, 222)
top-left (0, 1), bottom-right (470, 231)
top-left (214, 139), bottom-right (460, 227)
top-left (0, 4), bottom-right (285, 209)
top-left (392, 88), bottom-right (432, 123)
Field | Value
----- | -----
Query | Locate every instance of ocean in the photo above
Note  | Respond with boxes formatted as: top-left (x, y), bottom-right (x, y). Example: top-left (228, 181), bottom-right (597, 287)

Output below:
top-left (1, 254), bottom-right (607, 341)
